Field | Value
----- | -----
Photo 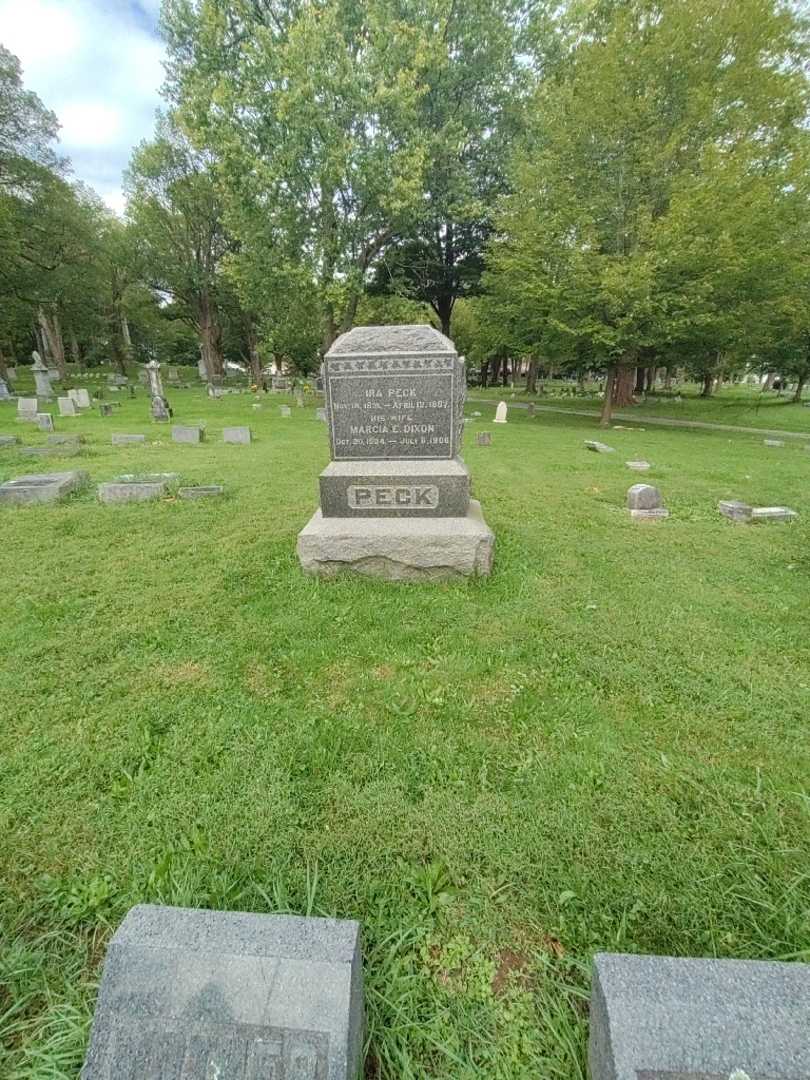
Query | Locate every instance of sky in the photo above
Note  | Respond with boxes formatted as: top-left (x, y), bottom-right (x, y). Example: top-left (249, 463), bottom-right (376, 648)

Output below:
top-left (0, 0), bottom-right (165, 215)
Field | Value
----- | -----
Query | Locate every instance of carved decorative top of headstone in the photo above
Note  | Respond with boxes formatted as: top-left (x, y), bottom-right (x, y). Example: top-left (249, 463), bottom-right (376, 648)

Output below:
top-left (324, 325), bottom-right (464, 461)
top-left (31, 350), bottom-right (46, 370)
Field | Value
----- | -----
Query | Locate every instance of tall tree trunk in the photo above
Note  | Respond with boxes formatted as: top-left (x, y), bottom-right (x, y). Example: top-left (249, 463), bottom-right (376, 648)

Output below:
top-left (501, 355), bottom-right (509, 387)
top-left (198, 291), bottom-right (224, 379)
top-left (635, 366), bottom-right (646, 394)
top-left (600, 364), bottom-right (617, 427)
top-left (764, 372), bottom-right (777, 391)
top-left (480, 358), bottom-right (490, 388)
top-left (69, 329), bottom-right (82, 371)
top-left (0, 345), bottom-right (7, 380)
top-left (246, 318), bottom-right (265, 390)
top-left (613, 364), bottom-right (636, 407)
top-left (525, 358), bottom-right (538, 395)
top-left (38, 306), bottom-right (67, 378)
top-left (664, 366), bottom-right (673, 390)
top-left (119, 313), bottom-right (133, 374)
top-left (701, 373), bottom-right (714, 397)
top-left (339, 290), bottom-right (361, 337)
top-left (645, 366), bottom-right (656, 392)
top-left (792, 374), bottom-right (807, 403)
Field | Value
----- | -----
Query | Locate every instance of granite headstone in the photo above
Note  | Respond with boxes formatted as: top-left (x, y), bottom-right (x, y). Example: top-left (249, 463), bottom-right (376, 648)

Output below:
top-left (81, 904), bottom-right (365, 1080)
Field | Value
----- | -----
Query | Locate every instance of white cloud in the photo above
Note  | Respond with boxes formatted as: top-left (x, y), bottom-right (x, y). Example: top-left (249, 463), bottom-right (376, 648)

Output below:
top-left (0, 0), bottom-right (165, 214)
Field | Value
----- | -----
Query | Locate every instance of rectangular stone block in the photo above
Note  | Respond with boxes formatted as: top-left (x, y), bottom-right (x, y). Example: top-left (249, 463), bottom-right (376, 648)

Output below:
top-left (319, 459), bottom-right (470, 518)
top-left (324, 325), bottom-right (464, 461)
top-left (178, 485), bottom-right (225, 499)
top-left (172, 425), bottom-right (204, 444)
top-left (99, 404), bottom-right (114, 417)
top-left (0, 435), bottom-right (18, 448)
top-left (0, 470), bottom-right (88, 506)
top-left (36, 413), bottom-right (54, 432)
top-left (298, 499), bottom-right (494, 580)
top-left (585, 440), bottom-right (615, 453)
top-left (72, 388), bottom-right (91, 408)
top-left (751, 506), bottom-right (798, 522)
top-left (718, 500), bottom-right (753, 522)
top-left (476, 432), bottom-right (492, 446)
top-left (58, 396), bottom-right (77, 417)
top-left (112, 434), bottom-right (146, 445)
top-left (589, 952), bottom-right (810, 1080)
top-left (98, 481), bottom-right (168, 504)
top-left (17, 397), bottom-right (38, 420)
top-left (81, 904), bottom-right (364, 1080)
top-left (48, 435), bottom-right (83, 447)
top-left (223, 426), bottom-right (251, 444)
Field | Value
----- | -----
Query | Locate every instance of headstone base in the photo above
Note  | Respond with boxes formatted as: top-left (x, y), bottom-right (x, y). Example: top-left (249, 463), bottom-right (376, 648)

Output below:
top-left (297, 499), bottom-right (494, 580)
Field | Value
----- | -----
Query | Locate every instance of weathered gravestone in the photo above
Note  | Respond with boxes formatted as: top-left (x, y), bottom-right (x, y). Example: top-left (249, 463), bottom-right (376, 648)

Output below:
top-left (17, 397), bottom-right (39, 422)
top-left (112, 434), bottom-right (146, 446)
top-left (494, 401), bottom-right (508, 424)
top-left (178, 485), bottom-right (225, 500)
top-left (751, 506), bottom-right (798, 522)
top-left (718, 499), bottom-right (753, 523)
top-left (58, 397), bottom-right (77, 417)
top-left (172, 425), bottom-right (204, 445)
top-left (280, 405), bottom-right (292, 417)
top-left (223, 426), bottom-right (252, 444)
top-left (108, 373), bottom-right (128, 387)
top-left (626, 460), bottom-right (651, 471)
top-left (297, 325), bottom-right (494, 580)
top-left (146, 361), bottom-right (171, 422)
top-left (0, 435), bottom-right (18, 448)
top-left (316, 407), bottom-right (328, 422)
top-left (99, 403), bottom-right (114, 417)
top-left (0, 377), bottom-right (11, 400)
top-left (48, 435), bottom-right (82, 448)
top-left (0, 470), bottom-right (88, 506)
top-left (81, 904), bottom-right (365, 1080)
top-left (589, 952), bottom-right (810, 1080)
top-left (69, 388), bottom-right (92, 409)
top-left (627, 484), bottom-right (669, 520)
top-left (31, 352), bottom-right (54, 399)
top-left (476, 432), bottom-right (492, 446)
top-left (36, 413), bottom-right (54, 432)
top-left (585, 440), bottom-right (615, 454)
top-left (98, 476), bottom-right (174, 504)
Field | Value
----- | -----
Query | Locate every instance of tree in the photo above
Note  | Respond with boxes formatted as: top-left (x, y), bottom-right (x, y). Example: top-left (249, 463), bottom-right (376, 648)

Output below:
top-left (483, 0), bottom-right (810, 425)
top-left (163, 0), bottom-right (443, 352)
top-left (126, 115), bottom-right (233, 378)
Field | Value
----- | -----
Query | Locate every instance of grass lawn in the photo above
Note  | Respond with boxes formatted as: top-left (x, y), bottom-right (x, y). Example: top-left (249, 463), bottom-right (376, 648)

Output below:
top-left (1, 385), bottom-right (809, 1078)
top-left (470, 382), bottom-right (810, 435)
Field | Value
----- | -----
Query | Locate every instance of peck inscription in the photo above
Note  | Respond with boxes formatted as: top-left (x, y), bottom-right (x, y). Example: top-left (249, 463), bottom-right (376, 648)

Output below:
top-left (348, 484), bottom-right (439, 510)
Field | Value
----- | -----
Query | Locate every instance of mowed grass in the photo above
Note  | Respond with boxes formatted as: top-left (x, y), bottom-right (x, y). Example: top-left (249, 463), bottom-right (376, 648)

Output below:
top-left (471, 382), bottom-right (810, 434)
top-left (1, 387), bottom-right (809, 1079)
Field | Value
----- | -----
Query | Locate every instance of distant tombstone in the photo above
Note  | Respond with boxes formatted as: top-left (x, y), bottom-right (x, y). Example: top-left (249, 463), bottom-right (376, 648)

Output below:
top-left (585, 440), bottom-right (615, 453)
top-left (48, 435), bottom-right (82, 448)
top-left (99, 403), bottom-right (114, 417)
top-left (272, 375), bottom-right (290, 392)
top-left (0, 377), bottom-right (11, 401)
top-left (626, 460), bottom-right (651, 471)
top-left (81, 904), bottom-right (365, 1080)
top-left (207, 384), bottom-right (224, 399)
top-left (198, 355), bottom-right (207, 379)
top-left (590, 952), bottom-right (810, 1080)
top-left (172, 425), bottom-right (204, 444)
top-left (295, 388), bottom-right (305, 407)
top-left (223, 426), bottom-right (251, 444)
top-left (146, 361), bottom-right (171, 422)
top-left (627, 483), bottom-right (669, 520)
top-left (751, 506), bottom-right (798, 522)
top-left (764, 438), bottom-right (785, 447)
top-left (494, 401), bottom-right (508, 424)
top-left (6, 366), bottom-right (16, 381)
top-left (17, 397), bottom-right (39, 421)
top-left (36, 413), bottom-right (54, 432)
top-left (0, 470), bottom-right (88, 506)
top-left (178, 485), bottom-right (225, 500)
top-left (112, 434), bottom-right (147, 446)
top-left (0, 435), bottom-right (18, 448)
top-left (718, 499), bottom-right (753, 523)
top-left (316, 407), bottom-right (327, 422)
top-left (98, 478), bottom-right (170, 504)
top-left (280, 405), bottom-right (291, 417)
top-left (47, 367), bottom-right (60, 382)
top-left (58, 396), bottom-right (77, 417)
top-left (137, 368), bottom-right (149, 386)
top-left (167, 366), bottom-right (180, 382)
top-left (69, 388), bottom-right (91, 409)
top-left (527, 403), bottom-right (536, 417)
top-left (31, 352), bottom-right (54, 399)
top-left (476, 432), bottom-right (492, 446)
top-left (151, 396), bottom-right (171, 422)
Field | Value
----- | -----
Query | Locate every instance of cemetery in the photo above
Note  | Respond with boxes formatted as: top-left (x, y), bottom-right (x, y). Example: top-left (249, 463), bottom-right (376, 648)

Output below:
top-left (2, 0), bottom-right (810, 1077)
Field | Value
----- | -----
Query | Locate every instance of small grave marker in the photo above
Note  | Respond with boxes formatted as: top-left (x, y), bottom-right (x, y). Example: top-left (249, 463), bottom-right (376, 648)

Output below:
top-left (627, 484), bottom-right (669, 520)
top-left (81, 904), bottom-right (365, 1080)
top-left (58, 397), bottom-right (77, 417)
top-left (585, 440), bottom-right (615, 453)
top-left (280, 405), bottom-right (291, 417)
top-left (222, 426), bottom-right (251, 444)
top-left (36, 413), bottom-right (54, 432)
top-left (178, 485), bottom-right (225, 499)
top-left (17, 398), bottom-right (38, 422)
top-left (751, 506), bottom-right (798, 522)
top-left (494, 401), bottom-right (508, 424)
top-left (172, 425), bottom-right (205, 444)
top-left (626, 460), bottom-right (651, 471)
top-left (0, 470), bottom-right (87, 506)
top-left (112, 434), bottom-right (146, 446)
top-left (476, 432), bottom-right (492, 446)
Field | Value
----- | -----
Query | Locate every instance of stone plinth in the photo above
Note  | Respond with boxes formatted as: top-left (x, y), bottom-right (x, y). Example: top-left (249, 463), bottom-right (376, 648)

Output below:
top-left (298, 499), bottom-right (494, 581)
top-left (81, 904), bottom-right (364, 1080)
top-left (172, 425), bottom-right (204, 444)
top-left (17, 398), bottom-right (38, 421)
top-left (719, 500), bottom-right (753, 522)
top-left (751, 506), bottom-right (798, 522)
top-left (58, 397), bottom-right (77, 417)
top-left (223, 426), bottom-right (251, 444)
top-left (324, 324), bottom-right (464, 461)
top-left (178, 485), bottom-right (224, 500)
top-left (112, 434), bottom-right (146, 445)
top-left (590, 952), bottom-right (810, 1080)
top-left (99, 480), bottom-right (169, 504)
top-left (319, 459), bottom-right (470, 519)
top-left (0, 471), bottom-right (87, 506)
top-left (0, 435), bottom-right (19, 448)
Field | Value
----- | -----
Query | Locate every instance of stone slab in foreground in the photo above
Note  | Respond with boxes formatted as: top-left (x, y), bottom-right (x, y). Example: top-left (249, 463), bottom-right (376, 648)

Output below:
top-left (298, 498), bottom-right (494, 580)
top-left (0, 470), bottom-right (88, 506)
top-left (589, 952), bottom-right (810, 1080)
top-left (81, 904), bottom-right (364, 1080)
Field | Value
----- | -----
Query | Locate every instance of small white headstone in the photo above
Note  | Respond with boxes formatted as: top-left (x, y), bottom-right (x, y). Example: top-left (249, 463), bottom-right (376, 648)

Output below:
top-left (494, 401), bottom-right (508, 424)
top-left (17, 397), bottom-right (38, 420)
top-left (58, 397), bottom-right (77, 417)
